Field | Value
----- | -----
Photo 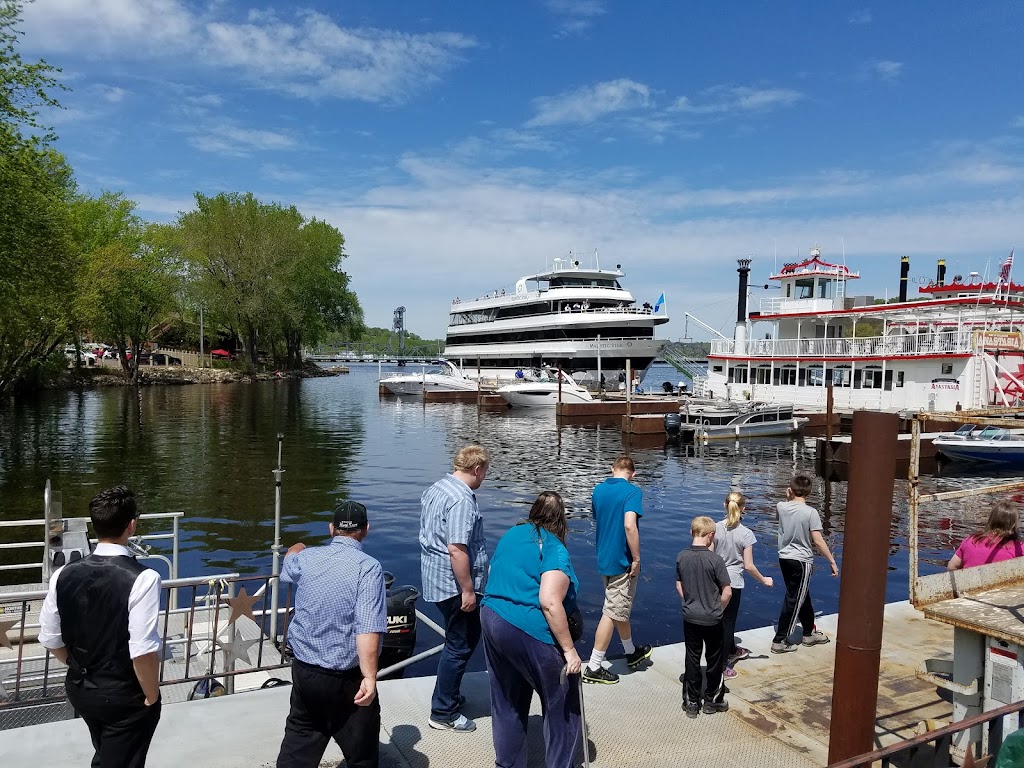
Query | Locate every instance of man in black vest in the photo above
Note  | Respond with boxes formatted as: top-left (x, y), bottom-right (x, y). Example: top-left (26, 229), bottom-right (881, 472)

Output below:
top-left (38, 486), bottom-right (163, 767)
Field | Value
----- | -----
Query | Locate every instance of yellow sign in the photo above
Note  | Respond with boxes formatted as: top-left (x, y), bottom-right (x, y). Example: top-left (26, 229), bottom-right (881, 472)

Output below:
top-left (973, 330), bottom-right (1024, 350)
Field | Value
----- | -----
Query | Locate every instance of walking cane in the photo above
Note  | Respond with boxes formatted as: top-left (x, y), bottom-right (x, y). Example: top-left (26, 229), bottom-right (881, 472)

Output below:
top-left (562, 665), bottom-right (590, 768)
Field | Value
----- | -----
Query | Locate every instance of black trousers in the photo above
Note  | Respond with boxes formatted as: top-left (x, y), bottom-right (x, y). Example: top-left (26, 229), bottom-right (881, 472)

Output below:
top-left (66, 683), bottom-right (161, 768)
top-left (774, 559), bottom-right (815, 643)
top-left (722, 586), bottom-right (742, 659)
top-left (682, 620), bottom-right (725, 706)
top-left (277, 659), bottom-right (380, 768)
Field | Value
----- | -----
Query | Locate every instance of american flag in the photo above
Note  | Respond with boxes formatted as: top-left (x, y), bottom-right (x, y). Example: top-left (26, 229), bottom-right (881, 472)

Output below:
top-left (999, 249), bottom-right (1014, 283)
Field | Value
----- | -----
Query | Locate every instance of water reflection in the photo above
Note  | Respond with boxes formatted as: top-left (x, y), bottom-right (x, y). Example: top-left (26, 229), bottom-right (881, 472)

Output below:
top-left (0, 365), bottom-right (1016, 674)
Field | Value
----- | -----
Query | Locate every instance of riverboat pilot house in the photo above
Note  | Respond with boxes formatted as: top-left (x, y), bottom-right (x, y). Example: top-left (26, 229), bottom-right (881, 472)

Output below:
top-left (706, 248), bottom-right (1024, 411)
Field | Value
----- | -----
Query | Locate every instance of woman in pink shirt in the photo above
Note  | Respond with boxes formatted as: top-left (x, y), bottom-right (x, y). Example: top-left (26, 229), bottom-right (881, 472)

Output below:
top-left (948, 501), bottom-right (1024, 570)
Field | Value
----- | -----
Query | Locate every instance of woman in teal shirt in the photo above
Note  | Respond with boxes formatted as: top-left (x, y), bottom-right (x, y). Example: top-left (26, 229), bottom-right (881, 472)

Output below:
top-left (481, 492), bottom-right (582, 768)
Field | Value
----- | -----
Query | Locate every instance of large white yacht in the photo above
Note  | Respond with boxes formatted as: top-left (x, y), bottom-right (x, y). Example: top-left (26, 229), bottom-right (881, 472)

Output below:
top-left (443, 255), bottom-right (669, 387)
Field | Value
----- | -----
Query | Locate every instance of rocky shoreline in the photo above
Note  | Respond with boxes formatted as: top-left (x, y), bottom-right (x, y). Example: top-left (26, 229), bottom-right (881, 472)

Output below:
top-left (48, 362), bottom-right (346, 389)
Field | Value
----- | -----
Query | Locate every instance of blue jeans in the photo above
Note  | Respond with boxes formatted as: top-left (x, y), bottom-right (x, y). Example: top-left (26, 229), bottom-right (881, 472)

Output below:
top-left (481, 606), bottom-right (580, 768)
top-left (430, 595), bottom-right (482, 723)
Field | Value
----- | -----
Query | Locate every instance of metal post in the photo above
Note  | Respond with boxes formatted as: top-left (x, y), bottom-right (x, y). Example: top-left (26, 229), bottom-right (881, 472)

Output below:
top-left (597, 334), bottom-right (602, 391)
top-left (269, 434), bottom-right (285, 643)
top-left (908, 415), bottom-right (921, 606)
top-left (199, 305), bottom-right (205, 368)
top-left (171, 516), bottom-right (180, 610)
top-left (625, 359), bottom-right (632, 420)
top-left (827, 410), bottom-right (899, 764)
top-left (825, 381), bottom-right (834, 442)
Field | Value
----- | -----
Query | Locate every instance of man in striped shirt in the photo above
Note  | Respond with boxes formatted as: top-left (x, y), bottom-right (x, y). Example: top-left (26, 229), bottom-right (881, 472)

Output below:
top-left (276, 500), bottom-right (387, 768)
top-left (419, 444), bottom-right (490, 732)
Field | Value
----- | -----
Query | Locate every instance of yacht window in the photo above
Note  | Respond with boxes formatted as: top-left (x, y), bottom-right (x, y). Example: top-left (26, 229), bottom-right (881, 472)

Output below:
top-left (860, 367), bottom-right (883, 389)
top-left (806, 367), bottom-right (825, 387)
top-left (712, 365), bottom-right (723, 373)
top-left (896, 371), bottom-right (904, 388)
top-left (728, 366), bottom-right (749, 384)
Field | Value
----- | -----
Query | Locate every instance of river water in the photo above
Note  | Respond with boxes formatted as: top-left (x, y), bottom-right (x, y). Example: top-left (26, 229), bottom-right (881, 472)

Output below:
top-left (0, 362), bottom-right (1008, 674)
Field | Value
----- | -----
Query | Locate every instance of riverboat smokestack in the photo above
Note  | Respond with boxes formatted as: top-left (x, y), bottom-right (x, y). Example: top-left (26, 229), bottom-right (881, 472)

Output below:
top-left (735, 258), bottom-right (751, 354)
top-left (898, 256), bottom-right (909, 302)
top-left (936, 259), bottom-right (946, 286)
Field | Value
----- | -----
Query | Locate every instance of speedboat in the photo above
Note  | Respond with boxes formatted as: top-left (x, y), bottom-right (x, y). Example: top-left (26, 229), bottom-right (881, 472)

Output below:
top-left (496, 370), bottom-right (594, 408)
top-left (379, 360), bottom-right (478, 396)
top-left (934, 425), bottom-right (1024, 465)
top-left (666, 401), bottom-right (807, 440)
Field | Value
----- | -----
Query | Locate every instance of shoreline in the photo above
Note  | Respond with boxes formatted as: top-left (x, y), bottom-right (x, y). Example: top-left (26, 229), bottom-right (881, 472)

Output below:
top-left (42, 362), bottom-right (345, 390)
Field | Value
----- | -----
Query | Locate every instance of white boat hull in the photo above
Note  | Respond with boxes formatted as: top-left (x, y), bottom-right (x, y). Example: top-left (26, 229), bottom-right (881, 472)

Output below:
top-left (496, 383), bottom-right (594, 408)
top-left (381, 375), bottom-right (479, 396)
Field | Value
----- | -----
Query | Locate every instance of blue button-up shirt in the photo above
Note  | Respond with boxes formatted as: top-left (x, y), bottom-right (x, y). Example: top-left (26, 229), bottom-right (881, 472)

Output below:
top-left (419, 473), bottom-right (488, 603)
top-left (281, 536), bottom-right (387, 671)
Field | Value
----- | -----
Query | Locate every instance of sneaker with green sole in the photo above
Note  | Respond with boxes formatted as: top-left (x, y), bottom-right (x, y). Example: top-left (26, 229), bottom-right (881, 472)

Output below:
top-left (625, 644), bottom-right (653, 668)
top-left (582, 666), bottom-right (620, 685)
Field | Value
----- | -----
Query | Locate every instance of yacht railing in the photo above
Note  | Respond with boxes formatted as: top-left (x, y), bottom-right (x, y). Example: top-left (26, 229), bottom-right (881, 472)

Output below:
top-left (449, 303), bottom-right (658, 326)
top-left (711, 333), bottom-right (975, 358)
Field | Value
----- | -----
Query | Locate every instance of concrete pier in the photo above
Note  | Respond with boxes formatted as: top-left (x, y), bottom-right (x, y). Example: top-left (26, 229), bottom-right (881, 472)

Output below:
top-left (0, 602), bottom-right (954, 767)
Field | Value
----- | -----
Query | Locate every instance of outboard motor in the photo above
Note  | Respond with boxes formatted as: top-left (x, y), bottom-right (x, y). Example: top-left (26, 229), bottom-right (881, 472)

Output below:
top-left (664, 413), bottom-right (683, 440)
top-left (381, 572), bottom-right (419, 675)
top-left (48, 518), bottom-right (93, 570)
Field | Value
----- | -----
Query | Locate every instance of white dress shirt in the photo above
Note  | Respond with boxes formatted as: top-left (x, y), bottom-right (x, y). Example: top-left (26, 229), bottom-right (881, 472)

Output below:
top-left (38, 542), bottom-right (162, 659)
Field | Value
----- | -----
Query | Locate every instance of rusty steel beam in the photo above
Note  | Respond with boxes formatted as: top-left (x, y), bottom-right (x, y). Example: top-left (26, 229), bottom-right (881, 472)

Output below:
top-left (828, 410), bottom-right (899, 765)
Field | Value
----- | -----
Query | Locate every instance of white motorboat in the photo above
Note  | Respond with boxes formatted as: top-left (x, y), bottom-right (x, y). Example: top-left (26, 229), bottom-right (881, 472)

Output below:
top-left (666, 401), bottom-right (807, 440)
top-left (934, 424), bottom-right (1024, 466)
top-left (379, 360), bottom-right (478, 396)
top-left (496, 370), bottom-right (595, 408)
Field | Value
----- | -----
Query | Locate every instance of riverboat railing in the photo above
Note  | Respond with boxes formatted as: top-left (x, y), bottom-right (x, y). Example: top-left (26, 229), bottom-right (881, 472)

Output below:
top-left (828, 698), bottom-right (1024, 767)
top-left (711, 332), bottom-right (974, 358)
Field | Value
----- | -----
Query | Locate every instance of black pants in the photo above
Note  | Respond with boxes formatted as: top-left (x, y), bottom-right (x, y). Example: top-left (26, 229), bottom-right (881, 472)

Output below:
top-left (277, 658), bottom-right (380, 768)
top-left (722, 586), bottom-right (742, 659)
top-left (682, 620), bottom-right (725, 706)
top-left (774, 559), bottom-right (815, 643)
top-left (66, 683), bottom-right (161, 768)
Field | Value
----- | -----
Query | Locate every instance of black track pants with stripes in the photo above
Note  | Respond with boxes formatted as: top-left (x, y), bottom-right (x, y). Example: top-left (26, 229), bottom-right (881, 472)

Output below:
top-left (773, 559), bottom-right (815, 643)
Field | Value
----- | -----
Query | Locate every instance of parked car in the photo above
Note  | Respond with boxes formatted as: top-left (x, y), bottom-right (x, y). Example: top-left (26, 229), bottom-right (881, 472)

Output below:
top-left (151, 353), bottom-right (182, 366)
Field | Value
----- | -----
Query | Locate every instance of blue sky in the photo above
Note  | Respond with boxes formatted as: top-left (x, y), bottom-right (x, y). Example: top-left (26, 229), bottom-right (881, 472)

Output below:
top-left (21, 1), bottom-right (1024, 340)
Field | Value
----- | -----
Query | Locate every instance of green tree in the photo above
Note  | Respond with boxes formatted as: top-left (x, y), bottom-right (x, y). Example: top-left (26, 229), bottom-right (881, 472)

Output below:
top-left (0, 0), bottom-right (76, 399)
top-left (71, 193), bottom-right (180, 383)
top-left (179, 192), bottom-right (362, 369)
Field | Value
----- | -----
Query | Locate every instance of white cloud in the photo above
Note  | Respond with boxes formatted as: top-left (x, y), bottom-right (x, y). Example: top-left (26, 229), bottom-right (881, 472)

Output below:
top-left (21, 0), bottom-right (195, 53)
top-left (189, 121), bottom-right (297, 156)
top-left (1013, 116), bottom-right (1024, 129)
top-left (672, 86), bottom-right (804, 115)
top-left (862, 60), bottom-right (904, 83)
top-left (543, 0), bottom-right (608, 35)
top-left (20, 3), bottom-right (476, 104)
top-left (848, 9), bottom-right (873, 24)
top-left (94, 85), bottom-right (128, 103)
top-left (527, 79), bottom-right (652, 127)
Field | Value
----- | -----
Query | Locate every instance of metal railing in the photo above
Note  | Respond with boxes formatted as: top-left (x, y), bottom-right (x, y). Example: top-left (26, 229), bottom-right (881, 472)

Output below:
top-left (828, 699), bottom-right (1024, 767)
top-left (0, 572), bottom-right (448, 723)
top-left (711, 333), bottom-right (974, 358)
top-left (0, 512), bottom-right (181, 584)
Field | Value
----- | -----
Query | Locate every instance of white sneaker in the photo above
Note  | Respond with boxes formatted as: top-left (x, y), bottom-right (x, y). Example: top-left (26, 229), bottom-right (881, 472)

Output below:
top-left (428, 713), bottom-right (477, 732)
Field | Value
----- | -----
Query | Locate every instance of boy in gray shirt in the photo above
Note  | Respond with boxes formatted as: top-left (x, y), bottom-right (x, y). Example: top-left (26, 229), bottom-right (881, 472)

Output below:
top-left (771, 474), bottom-right (839, 654)
top-left (676, 516), bottom-right (732, 718)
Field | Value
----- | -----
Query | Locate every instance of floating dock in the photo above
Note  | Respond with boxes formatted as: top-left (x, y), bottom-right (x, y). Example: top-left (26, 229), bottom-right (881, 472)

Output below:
top-left (0, 602), bottom-right (955, 767)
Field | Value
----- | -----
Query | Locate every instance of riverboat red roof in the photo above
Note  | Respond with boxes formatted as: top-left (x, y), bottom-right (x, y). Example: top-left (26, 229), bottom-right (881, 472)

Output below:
top-left (768, 252), bottom-right (859, 281)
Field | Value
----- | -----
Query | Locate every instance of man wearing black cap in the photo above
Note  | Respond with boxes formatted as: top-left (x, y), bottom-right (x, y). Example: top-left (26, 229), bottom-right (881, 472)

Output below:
top-left (275, 500), bottom-right (387, 768)
top-left (38, 485), bottom-right (162, 768)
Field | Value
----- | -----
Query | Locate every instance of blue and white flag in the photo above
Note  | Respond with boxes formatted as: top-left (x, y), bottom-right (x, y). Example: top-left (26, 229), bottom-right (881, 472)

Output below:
top-left (653, 293), bottom-right (665, 313)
